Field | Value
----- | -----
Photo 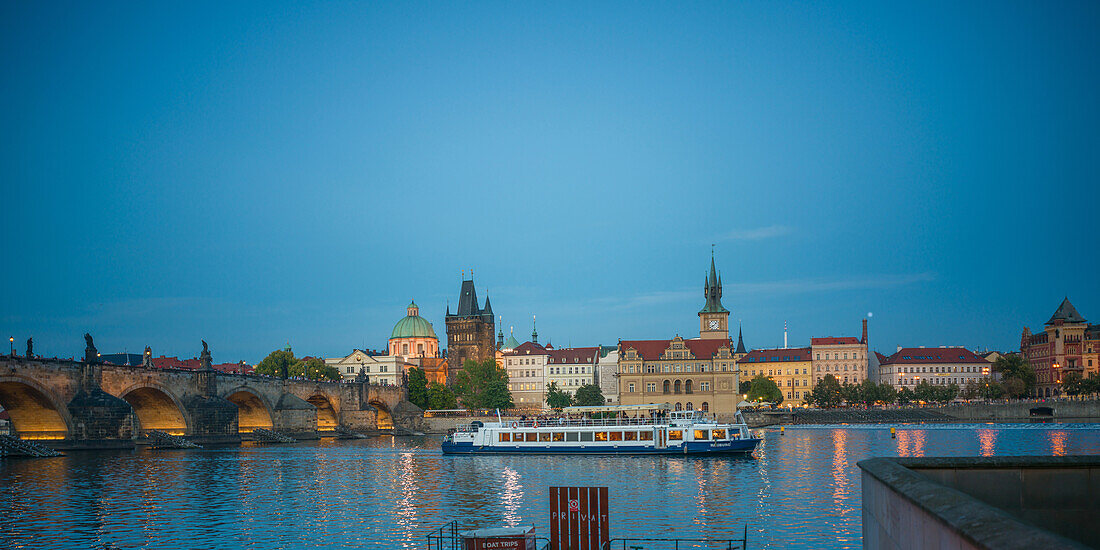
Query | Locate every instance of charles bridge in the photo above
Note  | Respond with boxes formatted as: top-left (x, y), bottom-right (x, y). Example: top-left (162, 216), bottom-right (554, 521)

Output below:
top-left (0, 341), bottom-right (423, 449)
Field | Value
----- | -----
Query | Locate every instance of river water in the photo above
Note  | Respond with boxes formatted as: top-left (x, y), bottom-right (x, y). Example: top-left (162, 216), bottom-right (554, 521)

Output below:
top-left (2, 423), bottom-right (1098, 550)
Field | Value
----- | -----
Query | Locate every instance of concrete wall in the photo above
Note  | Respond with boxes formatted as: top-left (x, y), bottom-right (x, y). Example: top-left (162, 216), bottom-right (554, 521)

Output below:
top-left (859, 457), bottom-right (1093, 550)
top-left (936, 400), bottom-right (1100, 421)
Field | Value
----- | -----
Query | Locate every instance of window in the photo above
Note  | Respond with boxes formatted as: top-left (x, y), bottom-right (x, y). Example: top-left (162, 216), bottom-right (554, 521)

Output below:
top-left (694, 430), bottom-right (709, 440)
top-left (499, 433), bottom-right (511, 442)
top-left (713, 429), bottom-right (726, 439)
top-left (553, 432), bottom-right (564, 441)
top-left (700, 382), bottom-right (710, 392)
top-left (595, 432), bottom-right (609, 442)
top-left (566, 432), bottom-right (580, 442)
top-left (624, 431), bottom-right (637, 441)
top-left (640, 431), bottom-right (653, 441)
top-left (525, 432), bottom-right (537, 442)
top-left (646, 382), bottom-right (656, 392)
top-left (539, 432), bottom-right (552, 442)
top-left (628, 383), bottom-right (635, 393)
top-left (402, 344), bottom-right (409, 354)
top-left (609, 431), bottom-right (622, 441)
top-left (663, 380), bottom-right (671, 393)
top-left (579, 432), bottom-right (594, 442)
top-left (668, 430), bottom-right (683, 440)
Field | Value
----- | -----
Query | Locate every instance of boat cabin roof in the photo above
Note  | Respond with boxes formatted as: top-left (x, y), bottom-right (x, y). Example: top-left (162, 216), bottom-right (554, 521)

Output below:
top-left (562, 403), bottom-right (671, 414)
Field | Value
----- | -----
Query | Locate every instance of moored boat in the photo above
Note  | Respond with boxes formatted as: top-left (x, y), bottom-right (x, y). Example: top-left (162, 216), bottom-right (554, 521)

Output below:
top-left (441, 403), bottom-right (761, 455)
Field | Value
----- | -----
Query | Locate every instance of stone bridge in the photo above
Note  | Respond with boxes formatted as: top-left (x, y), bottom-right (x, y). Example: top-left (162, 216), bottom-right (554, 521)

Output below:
top-left (0, 355), bottom-right (422, 449)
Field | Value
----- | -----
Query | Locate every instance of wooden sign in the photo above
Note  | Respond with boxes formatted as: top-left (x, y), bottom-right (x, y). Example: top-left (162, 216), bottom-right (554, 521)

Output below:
top-left (549, 487), bottom-right (609, 550)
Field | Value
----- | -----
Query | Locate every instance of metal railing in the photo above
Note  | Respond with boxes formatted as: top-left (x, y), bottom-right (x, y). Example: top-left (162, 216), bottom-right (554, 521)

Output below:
top-left (602, 526), bottom-right (748, 550)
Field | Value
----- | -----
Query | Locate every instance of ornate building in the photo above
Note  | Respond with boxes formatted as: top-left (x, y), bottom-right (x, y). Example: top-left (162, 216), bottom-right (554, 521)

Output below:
top-left (617, 254), bottom-right (747, 415)
top-left (738, 347), bottom-right (813, 405)
top-left (1021, 297), bottom-right (1097, 397)
top-left (389, 300), bottom-right (440, 358)
top-left (810, 319), bottom-right (870, 385)
top-left (445, 277), bottom-right (495, 381)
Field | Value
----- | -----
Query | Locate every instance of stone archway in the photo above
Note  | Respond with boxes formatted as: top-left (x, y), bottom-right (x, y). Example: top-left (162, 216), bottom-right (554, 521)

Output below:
top-left (226, 389), bottom-right (274, 433)
top-left (370, 400), bottom-right (394, 430)
top-left (307, 394), bottom-right (339, 430)
top-left (121, 386), bottom-right (188, 436)
top-left (0, 377), bottom-right (70, 440)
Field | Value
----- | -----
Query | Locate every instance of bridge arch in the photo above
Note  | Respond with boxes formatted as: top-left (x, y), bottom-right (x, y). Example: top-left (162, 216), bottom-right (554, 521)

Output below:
top-left (118, 383), bottom-right (190, 436)
top-left (224, 387), bottom-right (275, 433)
top-left (306, 392), bottom-right (339, 429)
top-left (0, 375), bottom-right (72, 440)
top-left (369, 399), bottom-right (394, 430)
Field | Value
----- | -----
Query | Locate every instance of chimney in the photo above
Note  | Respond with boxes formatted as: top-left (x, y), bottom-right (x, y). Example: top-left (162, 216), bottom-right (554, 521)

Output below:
top-left (861, 318), bottom-right (868, 345)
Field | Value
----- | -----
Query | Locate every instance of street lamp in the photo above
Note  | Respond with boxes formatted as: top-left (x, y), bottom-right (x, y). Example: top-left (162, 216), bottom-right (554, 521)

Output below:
top-left (8, 336), bottom-right (13, 356)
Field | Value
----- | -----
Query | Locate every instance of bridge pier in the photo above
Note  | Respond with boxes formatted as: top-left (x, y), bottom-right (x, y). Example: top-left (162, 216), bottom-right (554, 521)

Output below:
top-left (184, 367), bottom-right (240, 445)
top-left (62, 363), bottom-right (136, 450)
top-left (272, 392), bottom-right (318, 439)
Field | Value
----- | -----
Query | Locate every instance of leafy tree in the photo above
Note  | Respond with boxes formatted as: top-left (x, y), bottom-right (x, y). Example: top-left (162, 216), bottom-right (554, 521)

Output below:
top-left (545, 382), bottom-right (574, 409)
top-left (738, 380), bottom-right (753, 395)
top-left (913, 381), bottom-right (936, 403)
top-left (1063, 372), bottom-right (1085, 396)
top-left (940, 383), bottom-right (960, 403)
top-left (806, 375), bottom-right (843, 409)
top-left (994, 354), bottom-right (1036, 396)
top-left (454, 359), bottom-right (513, 410)
top-left (256, 349), bottom-right (296, 378)
top-left (289, 357), bottom-right (341, 381)
top-left (574, 384), bottom-right (605, 406)
top-left (876, 382), bottom-right (897, 405)
top-left (427, 382), bottom-right (458, 410)
top-left (407, 367), bottom-right (429, 409)
top-left (840, 383), bottom-right (863, 407)
top-left (858, 380), bottom-right (879, 407)
top-left (747, 375), bottom-right (783, 406)
top-left (962, 380), bottom-right (981, 400)
top-left (1003, 377), bottom-right (1027, 399)
top-left (896, 387), bottom-right (914, 405)
top-left (978, 378), bottom-right (1005, 400)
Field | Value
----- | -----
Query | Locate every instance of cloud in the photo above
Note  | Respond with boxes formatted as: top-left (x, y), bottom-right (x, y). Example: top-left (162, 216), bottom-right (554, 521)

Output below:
top-left (719, 225), bottom-right (794, 241)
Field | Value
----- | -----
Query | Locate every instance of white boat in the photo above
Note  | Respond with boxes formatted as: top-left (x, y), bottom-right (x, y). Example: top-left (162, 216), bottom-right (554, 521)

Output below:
top-left (441, 403), bottom-right (761, 455)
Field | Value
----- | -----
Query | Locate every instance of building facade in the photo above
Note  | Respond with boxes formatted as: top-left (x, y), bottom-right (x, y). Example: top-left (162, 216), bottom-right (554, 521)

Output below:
top-left (1021, 298), bottom-right (1093, 397)
top-left (597, 346), bottom-right (619, 404)
top-left (811, 319), bottom-right (870, 385)
top-left (389, 301), bottom-right (440, 359)
top-left (877, 347), bottom-right (991, 390)
top-left (546, 347), bottom-right (598, 394)
top-left (617, 255), bottom-right (746, 415)
top-left (737, 347), bottom-right (813, 405)
top-left (325, 349), bottom-right (401, 385)
top-left (445, 277), bottom-right (495, 381)
top-left (502, 340), bottom-right (548, 408)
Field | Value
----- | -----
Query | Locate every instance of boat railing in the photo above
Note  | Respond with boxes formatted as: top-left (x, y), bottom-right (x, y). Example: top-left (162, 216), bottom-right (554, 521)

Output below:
top-left (456, 416), bottom-right (746, 432)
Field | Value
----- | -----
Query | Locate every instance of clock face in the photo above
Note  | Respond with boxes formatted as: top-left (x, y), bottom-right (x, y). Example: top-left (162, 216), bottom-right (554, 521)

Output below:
top-left (709, 320), bottom-right (720, 330)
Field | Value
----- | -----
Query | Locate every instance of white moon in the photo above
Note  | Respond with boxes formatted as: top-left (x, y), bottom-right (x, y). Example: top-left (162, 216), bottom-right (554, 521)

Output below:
top-left (867, 312), bottom-right (874, 318)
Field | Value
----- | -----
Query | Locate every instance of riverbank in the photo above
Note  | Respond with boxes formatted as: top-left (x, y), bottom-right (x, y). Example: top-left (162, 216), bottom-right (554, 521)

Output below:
top-left (741, 398), bottom-right (1100, 427)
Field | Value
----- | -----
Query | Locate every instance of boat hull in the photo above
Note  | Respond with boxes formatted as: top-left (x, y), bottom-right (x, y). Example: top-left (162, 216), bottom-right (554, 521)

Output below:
top-left (441, 438), bottom-right (760, 455)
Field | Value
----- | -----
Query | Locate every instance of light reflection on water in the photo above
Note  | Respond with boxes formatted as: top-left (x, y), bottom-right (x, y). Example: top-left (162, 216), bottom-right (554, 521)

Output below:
top-left (3, 424), bottom-right (1099, 550)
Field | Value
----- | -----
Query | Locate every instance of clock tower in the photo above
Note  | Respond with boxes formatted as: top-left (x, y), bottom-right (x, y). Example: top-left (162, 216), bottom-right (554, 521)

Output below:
top-left (699, 253), bottom-right (730, 340)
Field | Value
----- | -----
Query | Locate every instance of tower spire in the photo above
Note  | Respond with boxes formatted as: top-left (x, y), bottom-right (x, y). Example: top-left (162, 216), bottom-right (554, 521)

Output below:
top-left (532, 315), bottom-right (538, 344)
top-left (735, 322), bottom-right (747, 354)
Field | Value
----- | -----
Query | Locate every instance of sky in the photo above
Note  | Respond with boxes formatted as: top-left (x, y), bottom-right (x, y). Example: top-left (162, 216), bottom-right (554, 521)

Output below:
top-left (1, 1), bottom-right (1098, 364)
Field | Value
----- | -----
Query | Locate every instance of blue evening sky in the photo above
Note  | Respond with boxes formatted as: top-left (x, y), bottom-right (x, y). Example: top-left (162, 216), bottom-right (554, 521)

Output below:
top-left (2, 2), bottom-right (1097, 363)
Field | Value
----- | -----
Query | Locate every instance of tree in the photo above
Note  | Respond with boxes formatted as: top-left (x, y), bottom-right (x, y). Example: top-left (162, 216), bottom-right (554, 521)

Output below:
top-left (896, 387), bottom-right (914, 405)
top-left (840, 383), bottom-right (863, 407)
top-left (454, 359), bottom-right (513, 410)
top-left (747, 375), bottom-right (783, 406)
top-left (545, 382), bottom-right (573, 409)
top-left (427, 382), bottom-right (458, 410)
top-left (1003, 377), bottom-right (1027, 399)
top-left (574, 384), bottom-right (605, 406)
top-left (1063, 372), bottom-right (1085, 396)
top-left (913, 381), bottom-right (936, 403)
top-left (256, 349), bottom-right (296, 378)
top-left (876, 382), bottom-right (897, 405)
top-left (738, 380), bottom-right (753, 395)
top-left (940, 383), bottom-right (960, 403)
top-left (858, 379), bottom-right (879, 407)
top-left (289, 357), bottom-right (341, 381)
top-left (806, 375), bottom-right (843, 409)
top-left (407, 367), bottom-right (429, 409)
top-left (978, 378), bottom-right (1005, 400)
top-left (962, 380), bottom-right (981, 400)
top-left (994, 354), bottom-right (1036, 396)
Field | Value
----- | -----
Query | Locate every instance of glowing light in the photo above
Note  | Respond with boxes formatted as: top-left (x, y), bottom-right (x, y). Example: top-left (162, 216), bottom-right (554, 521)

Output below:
top-left (977, 429), bottom-right (996, 457)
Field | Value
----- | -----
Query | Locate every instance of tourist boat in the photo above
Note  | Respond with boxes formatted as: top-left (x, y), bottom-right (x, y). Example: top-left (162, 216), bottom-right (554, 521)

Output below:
top-left (440, 403), bottom-right (761, 455)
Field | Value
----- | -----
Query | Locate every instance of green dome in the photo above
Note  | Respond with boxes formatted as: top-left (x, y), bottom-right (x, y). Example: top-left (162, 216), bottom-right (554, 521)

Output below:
top-left (391, 313), bottom-right (437, 340)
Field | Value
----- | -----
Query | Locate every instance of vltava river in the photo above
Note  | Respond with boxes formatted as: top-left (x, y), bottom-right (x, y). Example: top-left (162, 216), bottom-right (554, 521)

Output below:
top-left (2, 423), bottom-right (1098, 549)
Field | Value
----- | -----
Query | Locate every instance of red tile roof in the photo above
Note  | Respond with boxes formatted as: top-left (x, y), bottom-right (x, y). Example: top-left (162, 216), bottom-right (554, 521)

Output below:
top-left (547, 347), bottom-right (599, 364)
top-left (151, 356), bottom-right (253, 374)
top-left (875, 352), bottom-right (890, 364)
top-left (811, 337), bottom-right (861, 345)
top-left (737, 347), bottom-right (811, 363)
top-left (503, 342), bottom-right (548, 356)
top-left (879, 348), bottom-right (989, 365)
top-left (619, 339), bottom-right (731, 361)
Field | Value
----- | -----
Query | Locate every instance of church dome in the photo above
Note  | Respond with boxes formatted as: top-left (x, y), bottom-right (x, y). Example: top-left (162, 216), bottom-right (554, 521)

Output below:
top-left (391, 301), bottom-right (438, 340)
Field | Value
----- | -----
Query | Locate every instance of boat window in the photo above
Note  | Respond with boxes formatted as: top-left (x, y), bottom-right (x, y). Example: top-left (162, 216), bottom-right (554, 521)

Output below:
top-left (525, 432), bottom-right (538, 442)
top-left (567, 431), bottom-right (580, 442)
top-left (694, 430), bottom-right (709, 440)
top-left (712, 429), bottom-right (726, 439)
top-left (595, 432), bottom-right (609, 442)
top-left (499, 433), bottom-right (511, 442)
top-left (609, 431), bottom-right (622, 441)
top-left (579, 432), bottom-right (594, 442)
top-left (552, 432), bottom-right (565, 441)
top-left (539, 432), bottom-right (552, 442)
top-left (639, 431), bottom-right (653, 441)
top-left (624, 431), bottom-right (637, 441)
top-left (669, 430), bottom-right (683, 441)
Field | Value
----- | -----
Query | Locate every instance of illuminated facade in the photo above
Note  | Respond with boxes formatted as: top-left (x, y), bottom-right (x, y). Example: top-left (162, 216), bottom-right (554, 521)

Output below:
top-left (877, 347), bottom-right (991, 390)
top-left (1021, 298), bottom-right (1095, 397)
top-left (737, 347), bottom-right (813, 405)
top-left (388, 301), bottom-right (440, 359)
top-left (811, 319), bottom-right (869, 385)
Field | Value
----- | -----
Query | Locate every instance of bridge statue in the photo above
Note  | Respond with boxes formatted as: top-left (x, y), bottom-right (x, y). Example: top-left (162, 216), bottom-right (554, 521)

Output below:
top-left (25, 337), bottom-right (32, 359)
top-left (142, 346), bottom-right (153, 369)
top-left (199, 340), bottom-right (213, 371)
top-left (84, 333), bottom-right (98, 363)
